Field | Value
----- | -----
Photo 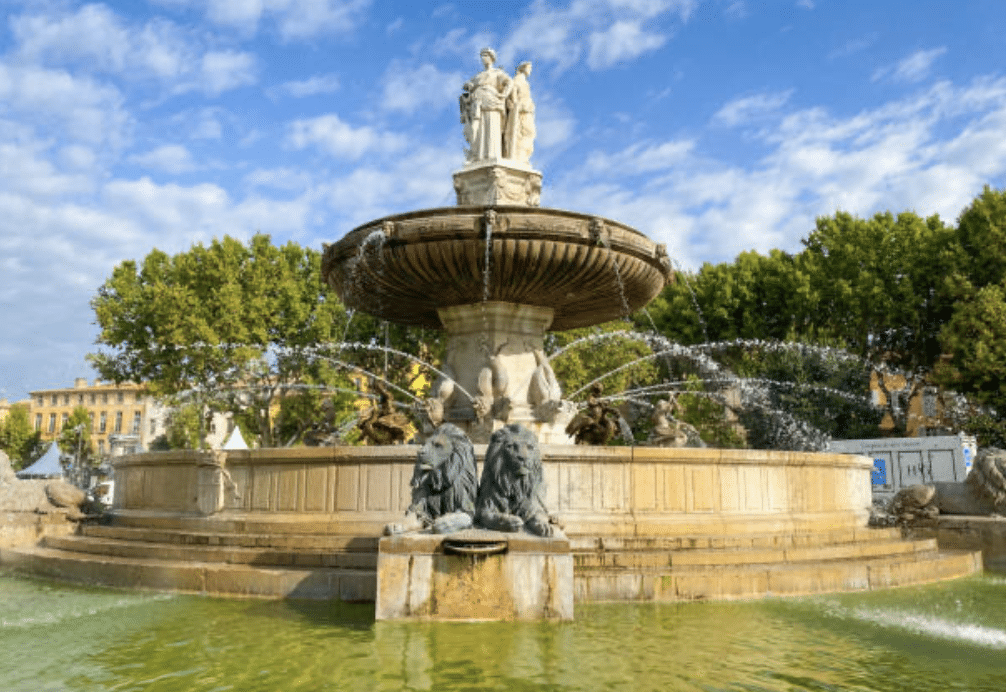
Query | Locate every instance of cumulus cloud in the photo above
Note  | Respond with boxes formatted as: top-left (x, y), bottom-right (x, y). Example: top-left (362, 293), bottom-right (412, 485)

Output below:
top-left (873, 47), bottom-right (947, 84)
top-left (714, 90), bottom-right (794, 127)
top-left (10, 4), bottom-right (257, 95)
top-left (130, 145), bottom-right (198, 174)
top-left (286, 114), bottom-right (407, 159)
top-left (270, 73), bottom-right (341, 98)
top-left (549, 76), bottom-right (1006, 269)
top-left (155, 0), bottom-right (372, 40)
top-left (381, 63), bottom-right (463, 113)
top-left (499, 0), bottom-right (694, 72)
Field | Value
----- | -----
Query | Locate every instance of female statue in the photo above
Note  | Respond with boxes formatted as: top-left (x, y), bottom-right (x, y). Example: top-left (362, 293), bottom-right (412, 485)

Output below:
top-left (504, 61), bottom-right (536, 164)
top-left (460, 48), bottom-right (512, 162)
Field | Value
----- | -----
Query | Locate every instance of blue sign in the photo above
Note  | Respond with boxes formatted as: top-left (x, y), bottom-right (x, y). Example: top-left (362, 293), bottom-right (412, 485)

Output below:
top-left (871, 458), bottom-right (887, 485)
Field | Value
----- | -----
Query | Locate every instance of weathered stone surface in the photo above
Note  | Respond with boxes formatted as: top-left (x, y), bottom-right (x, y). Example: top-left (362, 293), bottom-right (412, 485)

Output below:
top-left (376, 529), bottom-right (573, 620)
top-left (45, 481), bottom-right (86, 509)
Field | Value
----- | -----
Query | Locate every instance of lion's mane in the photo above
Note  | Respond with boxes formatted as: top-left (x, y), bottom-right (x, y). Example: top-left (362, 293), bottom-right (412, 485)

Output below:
top-left (476, 423), bottom-right (548, 525)
top-left (408, 423), bottom-right (478, 523)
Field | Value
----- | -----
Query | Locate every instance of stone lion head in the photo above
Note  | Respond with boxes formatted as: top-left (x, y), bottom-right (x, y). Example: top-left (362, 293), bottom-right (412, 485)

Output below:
top-left (409, 423), bottom-right (478, 521)
top-left (478, 423), bottom-right (546, 520)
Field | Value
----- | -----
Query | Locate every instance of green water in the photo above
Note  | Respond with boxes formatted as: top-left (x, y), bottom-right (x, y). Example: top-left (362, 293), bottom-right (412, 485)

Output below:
top-left (2, 573), bottom-right (1005, 692)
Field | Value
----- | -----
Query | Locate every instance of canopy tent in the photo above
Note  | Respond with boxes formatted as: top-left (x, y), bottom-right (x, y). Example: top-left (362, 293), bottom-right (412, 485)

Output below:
top-left (15, 443), bottom-right (64, 479)
top-left (221, 427), bottom-right (249, 450)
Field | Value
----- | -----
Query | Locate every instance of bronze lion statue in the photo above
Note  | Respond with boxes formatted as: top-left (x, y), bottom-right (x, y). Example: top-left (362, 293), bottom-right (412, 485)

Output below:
top-left (475, 423), bottom-right (560, 537)
top-left (384, 423), bottom-right (478, 535)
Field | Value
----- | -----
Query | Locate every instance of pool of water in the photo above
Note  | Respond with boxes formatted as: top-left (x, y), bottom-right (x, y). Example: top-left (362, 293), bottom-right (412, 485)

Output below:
top-left (2, 572), bottom-right (1005, 692)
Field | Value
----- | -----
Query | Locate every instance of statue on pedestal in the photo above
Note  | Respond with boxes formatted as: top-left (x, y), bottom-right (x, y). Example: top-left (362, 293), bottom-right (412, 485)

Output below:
top-left (460, 48), bottom-right (512, 163)
top-left (504, 61), bottom-right (535, 164)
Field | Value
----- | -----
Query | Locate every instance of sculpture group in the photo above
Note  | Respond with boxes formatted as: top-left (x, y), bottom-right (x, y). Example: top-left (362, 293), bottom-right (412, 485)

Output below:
top-left (891, 447), bottom-right (1006, 523)
top-left (460, 48), bottom-right (536, 165)
top-left (385, 422), bottom-right (560, 538)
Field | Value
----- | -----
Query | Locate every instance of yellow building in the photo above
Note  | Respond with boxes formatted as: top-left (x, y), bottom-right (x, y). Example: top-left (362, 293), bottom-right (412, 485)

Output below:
top-left (29, 378), bottom-right (155, 458)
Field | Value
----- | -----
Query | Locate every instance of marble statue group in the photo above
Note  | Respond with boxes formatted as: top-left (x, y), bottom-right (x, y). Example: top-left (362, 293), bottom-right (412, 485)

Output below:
top-left (460, 48), bottom-right (536, 165)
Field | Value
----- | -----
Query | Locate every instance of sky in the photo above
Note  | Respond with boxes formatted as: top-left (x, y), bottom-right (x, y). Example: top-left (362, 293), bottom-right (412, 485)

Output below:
top-left (2, 0), bottom-right (1006, 402)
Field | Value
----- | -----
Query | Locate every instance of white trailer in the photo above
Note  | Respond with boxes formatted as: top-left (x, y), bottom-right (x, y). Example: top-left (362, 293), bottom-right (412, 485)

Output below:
top-left (827, 434), bottom-right (977, 501)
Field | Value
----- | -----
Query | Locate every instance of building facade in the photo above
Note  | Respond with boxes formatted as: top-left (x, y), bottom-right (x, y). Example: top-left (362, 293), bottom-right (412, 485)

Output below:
top-left (29, 378), bottom-right (156, 458)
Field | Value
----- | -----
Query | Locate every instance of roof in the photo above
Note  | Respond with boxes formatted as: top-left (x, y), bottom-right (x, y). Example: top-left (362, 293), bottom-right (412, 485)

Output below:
top-left (15, 443), bottom-right (64, 479)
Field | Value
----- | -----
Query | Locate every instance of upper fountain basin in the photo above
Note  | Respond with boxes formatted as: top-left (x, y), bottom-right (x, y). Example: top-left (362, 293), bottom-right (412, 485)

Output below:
top-left (322, 206), bottom-right (672, 331)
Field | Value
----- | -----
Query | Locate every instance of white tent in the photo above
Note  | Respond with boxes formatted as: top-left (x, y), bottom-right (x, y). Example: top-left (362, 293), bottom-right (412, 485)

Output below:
top-left (15, 443), bottom-right (64, 479)
top-left (221, 427), bottom-right (249, 450)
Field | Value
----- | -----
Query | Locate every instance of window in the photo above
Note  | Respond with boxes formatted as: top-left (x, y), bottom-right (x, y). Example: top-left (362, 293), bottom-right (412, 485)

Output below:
top-left (150, 419), bottom-right (156, 435)
top-left (114, 411), bottom-right (123, 433)
top-left (132, 411), bottom-right (142, 434)
top-left (89, 412), bottom-right (94, 429)
top-left (97, 439), bottom-right (105, 454)
top-left (89, 394), bottom-right (96, 405)
top-left (34, 414), bottom-right (42, 430)
top-left (99, 412), bottom-right (107, 433)
top-left (117, 392), bottom-right (124, 404)
top-left (50, 395), bottom-right (57, 405)
top-left (48, 413), bottom-right (56, 432)
top-left (36, 396), bottom-right (43, 406)
top-left (77, 394), bottom-right (83, 405)
top-left (61, 413), bottom-right (68, 429)
top-left (63, 395), bottom-right (69, 406)
top-left (102, 393), bottom-right (108, 404)
top-left (923, 387), bottom-right (939, 418)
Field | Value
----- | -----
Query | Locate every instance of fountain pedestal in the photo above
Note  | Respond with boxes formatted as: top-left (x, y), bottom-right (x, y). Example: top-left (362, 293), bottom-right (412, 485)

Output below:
top-left (375, 529), bottom-right (573, 621)
top-left (436, 301), bottom-right (575, 444)
top-left (453, 160), bottom-right (542, 206)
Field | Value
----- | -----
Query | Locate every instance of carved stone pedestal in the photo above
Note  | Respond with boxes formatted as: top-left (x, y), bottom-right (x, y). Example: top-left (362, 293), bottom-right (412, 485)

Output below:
top-left (433, 301), bottom-right (575, 444)
top-left (453, 160), bottom-right (542, 206)
top-left (375, 529), bottom-right (573, 621)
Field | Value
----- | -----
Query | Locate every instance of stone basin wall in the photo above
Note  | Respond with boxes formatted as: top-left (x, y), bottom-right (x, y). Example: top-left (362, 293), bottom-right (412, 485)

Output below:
top-left (111, 446), bottom-right (873, 538)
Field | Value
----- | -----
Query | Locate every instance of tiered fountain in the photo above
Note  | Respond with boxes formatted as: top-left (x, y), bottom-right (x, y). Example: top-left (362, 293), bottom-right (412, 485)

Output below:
top-left (1, 50), bottom-right (982, 613)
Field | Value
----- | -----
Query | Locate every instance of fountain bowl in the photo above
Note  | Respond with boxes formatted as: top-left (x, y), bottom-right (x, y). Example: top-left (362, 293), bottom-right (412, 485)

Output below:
top-left (322, 206), bottom-right (672, 331)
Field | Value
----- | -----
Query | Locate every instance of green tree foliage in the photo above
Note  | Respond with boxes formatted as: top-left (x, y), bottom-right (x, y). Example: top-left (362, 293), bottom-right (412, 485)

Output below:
top-left (90, 234), bottom-right (355, 447)
top-left (546, 321), bottom-right (661, 402)
top-left (936, 279), bottom-right (1006, 412)
top-left (642, 249), bottom-right (815, 346)
top-left (0, 403), bottom-right (45, 469)
top-left (56, 406), bottom-right (96, 466)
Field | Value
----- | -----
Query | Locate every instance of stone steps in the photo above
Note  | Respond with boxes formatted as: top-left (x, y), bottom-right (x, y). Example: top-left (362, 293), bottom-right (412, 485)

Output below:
top-left (568, 526), bottom-right (904, 552)
top-left (575, 549), bottom-right (983, 602)
top-left (42, 535), bottom-right (379, 569)
top-left (572, 537), bottom-right (938, 570)
top-left (0, 544), bottom-right (376, 601)
top-left (81, 524), bottom-right (379, 552)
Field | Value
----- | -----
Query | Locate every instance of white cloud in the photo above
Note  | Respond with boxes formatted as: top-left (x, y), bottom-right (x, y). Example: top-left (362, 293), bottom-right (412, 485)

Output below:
top-left (157, 0), bottom-right (371, 40)
top-left (714, 90), bottom-right (793, 127)
top-left (873, 47), bottom-right (947, 84)
top-left (797, 0), bottom-right (814, 9)
top-left (550, 77), bottom-right (1006, 269)
top-left (197, 51), bottom-right (257, 95)
top-left (271, 73), bottom-right (341, 98)
top-left (499, 0), bottom-right (694, 72)
top-left (587, 21), bottom-right (667, 69)
top-left (130, 145), bottom-right (198, 174)
top-left (381, 63), bottom-right (463, 113)
top-left (286, 115), bottom-right (407, 159)
top-left (0, 63), bottom-right (131, 148)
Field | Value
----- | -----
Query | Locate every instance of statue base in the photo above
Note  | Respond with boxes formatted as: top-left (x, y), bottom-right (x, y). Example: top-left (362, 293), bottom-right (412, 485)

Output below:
top-left (453, 160), bottom-right (542, 206)
top-left (375, 529), bottom-right (573, 621)
top-left (433, 302), bottom-right (575, 445)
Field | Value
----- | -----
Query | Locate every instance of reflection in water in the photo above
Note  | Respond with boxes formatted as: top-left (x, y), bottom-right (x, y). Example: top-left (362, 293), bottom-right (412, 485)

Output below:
top-left (2, 572), bottom-right (1005, 692)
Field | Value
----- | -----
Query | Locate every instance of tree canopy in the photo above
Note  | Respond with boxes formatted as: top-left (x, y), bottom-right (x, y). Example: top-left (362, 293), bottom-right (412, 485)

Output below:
top-left (0, 403), bottom-right (45, 469)
top-left (90, 234), bottom-right (358, 447)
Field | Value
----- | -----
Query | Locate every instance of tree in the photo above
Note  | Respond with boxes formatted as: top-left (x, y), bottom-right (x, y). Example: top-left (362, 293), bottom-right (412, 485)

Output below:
top-left (90, 234), bottom-right (355, 447)
top-left (57, 406), bottom-right (95, 466)
top-left (0, 403), bottom-right (44, 469)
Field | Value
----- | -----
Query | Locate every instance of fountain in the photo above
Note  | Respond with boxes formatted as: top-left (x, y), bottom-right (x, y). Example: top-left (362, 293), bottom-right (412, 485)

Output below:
top-left (0, 50), bottom-right (983, 614)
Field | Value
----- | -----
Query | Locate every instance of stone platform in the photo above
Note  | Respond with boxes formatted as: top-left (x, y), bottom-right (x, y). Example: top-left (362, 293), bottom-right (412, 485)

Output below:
top-left (376, 529), bottom-right (573, 621)
top-left (0, 446), bottom-right (984, 601)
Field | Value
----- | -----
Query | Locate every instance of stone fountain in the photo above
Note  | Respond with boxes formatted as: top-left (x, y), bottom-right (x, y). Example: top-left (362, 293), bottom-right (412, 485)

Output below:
top-left (0, 49), bottom-right (983, 613)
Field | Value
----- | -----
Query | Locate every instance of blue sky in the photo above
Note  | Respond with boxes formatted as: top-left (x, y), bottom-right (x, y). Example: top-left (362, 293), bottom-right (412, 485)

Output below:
top-left (3, 0), bottom-right (1006, 402)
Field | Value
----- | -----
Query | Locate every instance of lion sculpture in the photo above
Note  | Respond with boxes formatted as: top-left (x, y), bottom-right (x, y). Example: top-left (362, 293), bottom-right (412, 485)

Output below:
top-left (890, 447), bottom-right (1006, 524)
top-left (384, 423), bottom-right (478, 535)
top-left (475, 423), bottom-right (560, 537)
